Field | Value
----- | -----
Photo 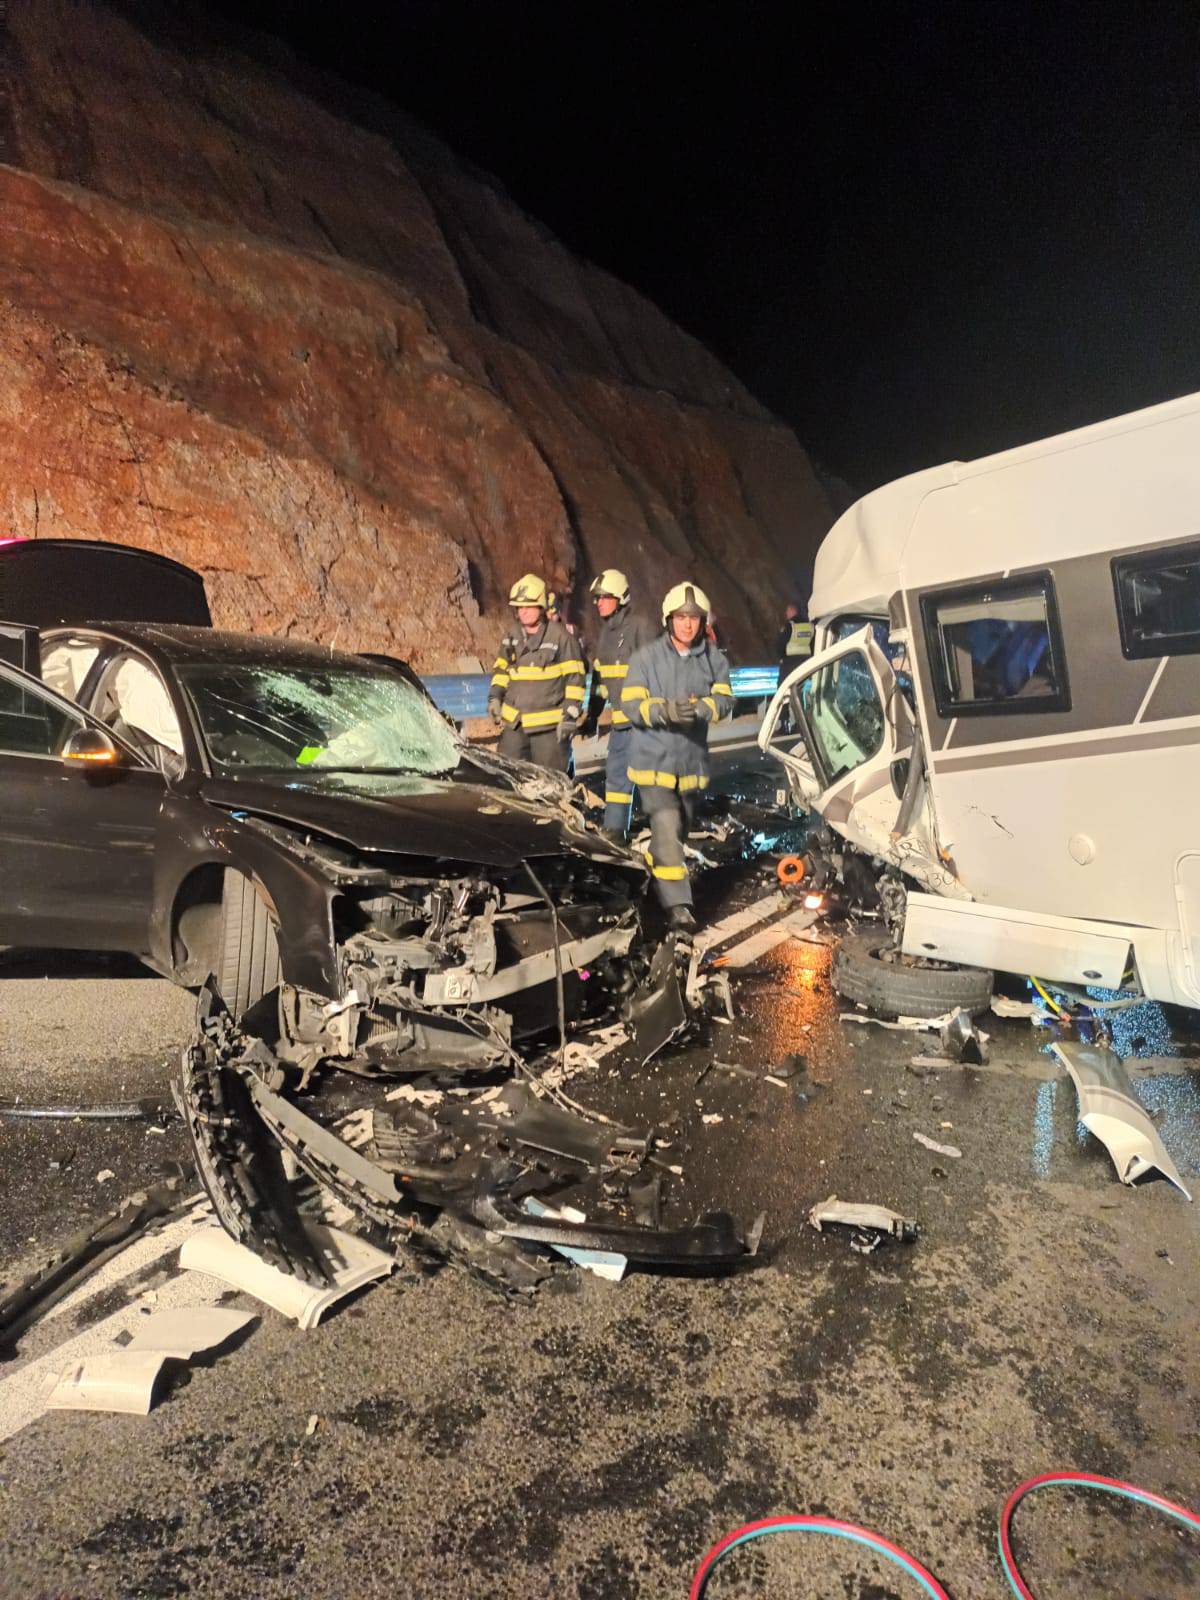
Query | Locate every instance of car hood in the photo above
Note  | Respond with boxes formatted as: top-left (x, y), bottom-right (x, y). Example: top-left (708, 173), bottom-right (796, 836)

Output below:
top-left (200, 770), bottom-right (629, 870)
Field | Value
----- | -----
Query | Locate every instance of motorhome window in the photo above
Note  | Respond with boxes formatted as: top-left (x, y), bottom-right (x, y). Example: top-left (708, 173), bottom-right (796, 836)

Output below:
top-left (921, 574), bottom-right (1069, 716)
top-left (1112, 542), bottom-right (1200, 659)
top-left (797, 649), bottom-right (884, 786)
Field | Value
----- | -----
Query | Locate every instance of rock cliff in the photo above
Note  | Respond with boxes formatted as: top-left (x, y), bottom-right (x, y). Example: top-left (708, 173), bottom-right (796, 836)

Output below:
top-left (0, 0), bottom-right (830, 667)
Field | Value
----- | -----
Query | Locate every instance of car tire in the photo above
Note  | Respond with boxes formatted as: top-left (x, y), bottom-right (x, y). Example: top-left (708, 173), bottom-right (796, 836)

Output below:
top-left (832, 930), bottom-right (993, 1018)
top-left (217, 871), bottom-right (281, 1020)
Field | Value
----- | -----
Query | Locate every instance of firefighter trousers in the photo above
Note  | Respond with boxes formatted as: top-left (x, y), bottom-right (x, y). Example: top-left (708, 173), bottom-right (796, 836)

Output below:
top-left (603, 726), bottom-right (635, 835)
top-left (498, 724), bottom-right (569, 772)
top-left (641, 785), bottom-right (696, 909)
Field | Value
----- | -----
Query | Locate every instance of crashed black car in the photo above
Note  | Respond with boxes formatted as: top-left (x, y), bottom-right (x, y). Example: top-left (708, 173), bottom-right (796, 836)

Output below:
top-left (1, 539), bottom-right (756, 1281)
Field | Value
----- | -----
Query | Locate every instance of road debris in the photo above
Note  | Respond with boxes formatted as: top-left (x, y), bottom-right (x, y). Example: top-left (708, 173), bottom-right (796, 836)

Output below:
top-left (840, 1011), bottom-right (955, 1032)
top-left (0, 1099), bottom-right (172, 1122)
top-left (0, 1178), bottom-right (190, 1353)
top-left (176, 988), bottom-right (761, 1297)
top-left (95, 1169), bottom-right (115, 1184)
top-left (990, 995), bottom-right (1041, 1019)
top-left (1053, 1041), bottom-right (1192, 1199)
top-left (807, 1195), bottom-right (919, 1254)
top-left (180, 1224), bottom-right (395, 1329)
top-left (43, 1306), bottom-right (255, 1416)
top-left (914, 1131), bottom-right (962, 1159)
top-left (939, 1007), bottom-right (989, 1064)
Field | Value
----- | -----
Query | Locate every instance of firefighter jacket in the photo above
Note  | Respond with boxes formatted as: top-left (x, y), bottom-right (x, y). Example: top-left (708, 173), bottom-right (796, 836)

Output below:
top-left (621, 631), bottom-right (734, 790)
top-left (489, 619), bottom-right (586, 733)
top-left (589, 608), bottom-right (657, 727)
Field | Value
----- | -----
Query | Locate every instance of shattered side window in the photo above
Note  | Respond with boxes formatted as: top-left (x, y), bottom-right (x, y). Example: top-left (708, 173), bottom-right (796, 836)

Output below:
top-left (178, 665), bottom-right (461, 776)
top-left (921, 573), bottom-right (1070, 716)
top-left (0, 668), bottom-right (81, 757)
top-left (798, 649), bottom-right (885, 786)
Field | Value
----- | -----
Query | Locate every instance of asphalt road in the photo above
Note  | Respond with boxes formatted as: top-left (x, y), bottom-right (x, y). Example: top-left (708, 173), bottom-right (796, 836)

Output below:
top-left (1, 850), bottom-right (1198, 1597)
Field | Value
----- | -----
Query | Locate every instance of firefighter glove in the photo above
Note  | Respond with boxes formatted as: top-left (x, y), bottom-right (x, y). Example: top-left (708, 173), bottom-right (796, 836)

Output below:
top-left (665, 697), bottom-right (699, 725)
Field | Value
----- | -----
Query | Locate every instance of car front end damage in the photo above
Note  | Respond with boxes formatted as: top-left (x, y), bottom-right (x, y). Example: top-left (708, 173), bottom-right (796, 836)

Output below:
top-left (178, 981), bottom-right (760, 1294)
top-left (177, 797), bottom-right (759, 1290)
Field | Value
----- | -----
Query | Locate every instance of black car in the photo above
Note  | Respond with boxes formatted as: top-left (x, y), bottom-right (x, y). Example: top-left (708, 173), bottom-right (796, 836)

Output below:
top-left (2, 612), bottom-right (657, 1072)
top-left (1, 541), bottom-right (756, 1281)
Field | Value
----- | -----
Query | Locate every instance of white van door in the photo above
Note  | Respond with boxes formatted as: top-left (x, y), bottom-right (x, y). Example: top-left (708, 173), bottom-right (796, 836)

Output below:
top-left (778, 626), bottom-right (962, 896)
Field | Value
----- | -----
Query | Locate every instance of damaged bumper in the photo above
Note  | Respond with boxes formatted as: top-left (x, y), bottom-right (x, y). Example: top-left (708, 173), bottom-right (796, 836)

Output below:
top-left (177, 989), bottom-right (762, 1293)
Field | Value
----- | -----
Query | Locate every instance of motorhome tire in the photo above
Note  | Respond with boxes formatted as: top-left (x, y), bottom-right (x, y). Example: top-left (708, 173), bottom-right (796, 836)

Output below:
top-left (833, 931), bottom-right (993, 1018)
top-left (217, 870), bottom-right (281, 1021)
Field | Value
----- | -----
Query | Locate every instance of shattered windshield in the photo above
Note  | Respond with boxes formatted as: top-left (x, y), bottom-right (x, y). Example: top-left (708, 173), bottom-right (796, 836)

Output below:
top-left (178, 664), bottom-right (461, 775)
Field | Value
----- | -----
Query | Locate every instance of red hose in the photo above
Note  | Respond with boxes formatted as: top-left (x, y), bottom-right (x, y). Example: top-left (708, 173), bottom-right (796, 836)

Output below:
top-left (999, 1471), bottom-right (1200, 1599)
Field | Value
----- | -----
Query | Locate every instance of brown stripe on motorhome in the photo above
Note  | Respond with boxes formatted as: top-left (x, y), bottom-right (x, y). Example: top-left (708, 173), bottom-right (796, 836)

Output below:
top-left (932, 719), bottom-right (1200, 774)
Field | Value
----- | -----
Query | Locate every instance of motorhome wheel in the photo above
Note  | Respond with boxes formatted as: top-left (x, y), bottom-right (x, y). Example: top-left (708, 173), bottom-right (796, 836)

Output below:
top-left (833, 931), bottom-right (993, 1019)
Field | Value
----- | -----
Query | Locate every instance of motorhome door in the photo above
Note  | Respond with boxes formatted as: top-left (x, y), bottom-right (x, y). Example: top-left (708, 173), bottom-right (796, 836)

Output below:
top-left (784, 626), bottom-right (953, 892)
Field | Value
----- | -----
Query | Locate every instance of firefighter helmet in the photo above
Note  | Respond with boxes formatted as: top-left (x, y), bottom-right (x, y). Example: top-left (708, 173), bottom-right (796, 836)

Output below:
top-left (588, 568), bottom-right (631, 607)
top-left (508, 573), bottom-right (548, 609)
top-left (661, 580), bottom-right (711, 624)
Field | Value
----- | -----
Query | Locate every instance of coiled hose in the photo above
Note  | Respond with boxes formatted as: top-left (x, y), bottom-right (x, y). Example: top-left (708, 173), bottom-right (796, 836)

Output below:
top-left (691, 1475), bottom-right (1200, 1598)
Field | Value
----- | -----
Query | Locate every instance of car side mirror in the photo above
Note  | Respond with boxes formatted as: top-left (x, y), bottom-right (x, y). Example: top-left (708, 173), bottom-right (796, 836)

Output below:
top-left (61, 727), bottom-right (121, 767)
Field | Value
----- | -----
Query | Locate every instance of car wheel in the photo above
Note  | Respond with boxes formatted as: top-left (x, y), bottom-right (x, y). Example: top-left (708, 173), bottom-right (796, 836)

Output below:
top-left (832, 929), bottom-right (993, 1018)
top-left (217, 871), bottom-right (281, 1020)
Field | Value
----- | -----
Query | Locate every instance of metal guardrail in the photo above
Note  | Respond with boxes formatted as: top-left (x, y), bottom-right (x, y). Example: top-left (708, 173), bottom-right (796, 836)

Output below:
top-left (421, 665), bottom-right (781, 722)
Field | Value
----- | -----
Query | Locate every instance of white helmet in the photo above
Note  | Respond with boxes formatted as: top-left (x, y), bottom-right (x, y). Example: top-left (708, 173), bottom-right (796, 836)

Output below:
top-left (508, 573), bottom-right (548, 608)
top-left (589, 568), bottom-right (631, 607)
top-left (661, 580), bottom-right (711, 625)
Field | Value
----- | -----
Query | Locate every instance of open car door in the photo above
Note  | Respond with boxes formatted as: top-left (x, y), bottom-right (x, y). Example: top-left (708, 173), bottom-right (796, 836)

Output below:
top-left (764, 626), bottom-right (962, 898)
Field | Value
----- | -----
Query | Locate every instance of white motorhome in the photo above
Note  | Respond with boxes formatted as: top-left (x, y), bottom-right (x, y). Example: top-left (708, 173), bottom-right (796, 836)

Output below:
top-left (761, 390), bottom-right (1200, 1011)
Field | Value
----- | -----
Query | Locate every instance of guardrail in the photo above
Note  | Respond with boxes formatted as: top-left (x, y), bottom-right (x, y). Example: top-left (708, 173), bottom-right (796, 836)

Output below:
top-left (421, 665), bottom-right (781, 722)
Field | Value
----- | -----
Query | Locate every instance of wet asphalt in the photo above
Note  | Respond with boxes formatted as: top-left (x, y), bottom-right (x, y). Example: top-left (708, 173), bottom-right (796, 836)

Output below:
top-left (1, 811), bottom-right (1199, 1596)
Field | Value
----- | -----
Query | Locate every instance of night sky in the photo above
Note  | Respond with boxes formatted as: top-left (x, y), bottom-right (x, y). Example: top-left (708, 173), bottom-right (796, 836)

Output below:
top-left (210, 0), bottom-right (1200, 494)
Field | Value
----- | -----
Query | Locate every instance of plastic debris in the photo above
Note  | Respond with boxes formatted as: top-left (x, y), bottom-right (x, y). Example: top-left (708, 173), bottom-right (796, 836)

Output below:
top-left (180, 1224), bottom-right (395, 1329)
top-left (1053, 1040), bottom-right (1192, 1199)
top-left (808, 1195), bottom-right (918, 1253)
top-left (44, 1306), bottom-right (256, 1416)
top-left (914, 1131), bottom-right (962, 1158)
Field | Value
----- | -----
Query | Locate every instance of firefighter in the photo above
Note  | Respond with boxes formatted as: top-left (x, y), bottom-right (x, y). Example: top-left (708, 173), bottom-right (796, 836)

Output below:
top-left (584, 568), bottom-right (656, 841)
top-left (776, 601), bottom-right (814, 685)
top-left (621, 581), bottom-right (734, 930)
top-left (488, 574), bottom-right (586, 772)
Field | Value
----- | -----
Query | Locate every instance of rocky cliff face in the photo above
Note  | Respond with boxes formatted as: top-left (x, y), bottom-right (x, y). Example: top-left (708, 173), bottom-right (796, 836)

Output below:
top-left (0, 0), bottom-right (830, 667)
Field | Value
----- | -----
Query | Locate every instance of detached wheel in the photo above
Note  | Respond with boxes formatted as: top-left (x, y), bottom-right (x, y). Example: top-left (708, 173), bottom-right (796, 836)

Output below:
top-left (217, 871), bottom-right (281, 1020)
top-left (833, 930), bottom-right (993, 1018)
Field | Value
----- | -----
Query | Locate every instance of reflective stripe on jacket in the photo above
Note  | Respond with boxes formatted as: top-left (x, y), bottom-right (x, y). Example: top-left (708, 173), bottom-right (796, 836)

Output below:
top-left (490, 619), bottom-right (586, 731)
top-left (785, 619), bottom-right (815, 657)
top-left (590, 609), bottom-right (657, 726)
top-left (621, 631), bottom-right (734, 790)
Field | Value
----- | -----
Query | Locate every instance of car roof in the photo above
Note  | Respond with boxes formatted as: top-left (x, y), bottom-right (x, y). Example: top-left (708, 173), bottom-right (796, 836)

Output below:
top-left (45, 622), bottom-right (407, 675)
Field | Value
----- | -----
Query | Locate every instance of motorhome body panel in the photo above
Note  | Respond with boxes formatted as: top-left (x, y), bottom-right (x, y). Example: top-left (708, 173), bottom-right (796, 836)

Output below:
top-left (900, 893), bottom-right (1133, 988)
top-left (796, 389), bottom-right (1200, 1005)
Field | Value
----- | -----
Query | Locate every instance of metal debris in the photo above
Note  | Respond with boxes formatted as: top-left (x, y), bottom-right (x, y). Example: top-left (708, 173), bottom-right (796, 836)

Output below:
top-left (939, 1007), bottom-right (989, 1064)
